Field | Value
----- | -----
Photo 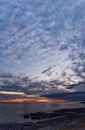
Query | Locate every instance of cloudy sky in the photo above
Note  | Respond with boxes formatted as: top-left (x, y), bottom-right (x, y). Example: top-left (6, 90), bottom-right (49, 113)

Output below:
top-left (0, 0), bottom-right (85, 99)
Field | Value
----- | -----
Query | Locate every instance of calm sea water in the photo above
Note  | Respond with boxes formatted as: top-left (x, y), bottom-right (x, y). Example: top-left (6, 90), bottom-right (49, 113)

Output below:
top-left (0, 101), bottom-right (84, 123)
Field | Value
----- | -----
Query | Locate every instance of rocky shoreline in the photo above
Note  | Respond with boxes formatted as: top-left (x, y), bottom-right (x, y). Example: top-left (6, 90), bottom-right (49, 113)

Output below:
top-left (23, 108), bottom-right (85, 120)
top-left (0, 108), bottom-right (85, 130)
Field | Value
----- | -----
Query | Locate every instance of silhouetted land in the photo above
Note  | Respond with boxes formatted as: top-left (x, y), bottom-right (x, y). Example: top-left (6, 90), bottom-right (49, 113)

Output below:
top-left (23, 108), bottom-right (85, 120)
top-left (0, 107), bottom-right (85, 130)
top-left (81, 101), bottom-right (85, 104)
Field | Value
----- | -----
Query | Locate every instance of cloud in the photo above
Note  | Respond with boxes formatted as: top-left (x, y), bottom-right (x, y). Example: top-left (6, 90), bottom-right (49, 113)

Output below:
top-left (0, 91), bottom-right (30, 99)
top-left (0, 71), bottom-right (84, 99)
top-left (0, 73), bottom-right (13, 78)
top-left (42, 92), bottom-right (85, 101)
top-left (0, 0), bottom-right (85, 95)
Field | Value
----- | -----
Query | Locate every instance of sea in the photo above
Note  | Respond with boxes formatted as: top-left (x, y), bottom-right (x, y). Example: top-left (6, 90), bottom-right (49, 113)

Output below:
top-left (0, 101), bottom-right (85, 124)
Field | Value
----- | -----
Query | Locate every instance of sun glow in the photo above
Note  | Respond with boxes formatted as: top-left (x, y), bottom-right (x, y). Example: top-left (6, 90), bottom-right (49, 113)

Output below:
top-left (36, 99), bottom-right (66, 103)
top-left (0, 98), bottom-right (66, 103)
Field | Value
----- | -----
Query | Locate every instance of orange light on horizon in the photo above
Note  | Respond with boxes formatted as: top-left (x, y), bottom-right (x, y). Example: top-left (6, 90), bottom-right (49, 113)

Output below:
top-left (0, 98), bottom-right (35, 103)
top-left (36, 99), bottom-right (66, 103)
top-left (0, 98), bottom-right (66, 103)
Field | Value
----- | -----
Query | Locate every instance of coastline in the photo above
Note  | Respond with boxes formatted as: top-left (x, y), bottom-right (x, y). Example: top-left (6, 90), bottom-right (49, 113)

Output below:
top-left (0, 117), bottom-right (85, 130)
top-left (0, 108), bottom-right (85, 130)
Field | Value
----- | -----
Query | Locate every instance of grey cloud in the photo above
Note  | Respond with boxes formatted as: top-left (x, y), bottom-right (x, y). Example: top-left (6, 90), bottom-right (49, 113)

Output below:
top-left (0, 73), bottom-right (13, 78)
top-left (59, 44), bottom-right (69, 51)
top-left (0, 0), bottom-right (85, 95)
top-left (0, 94), bottom-right (26, 99)
top-left (42, 67), bottom-right (52, 74)
top-left (67, 82), bottom-right (85, 89)
top-left (0, 71), bottom-right (85, 98)
top-left (0, 0), bottom-right (84, 65)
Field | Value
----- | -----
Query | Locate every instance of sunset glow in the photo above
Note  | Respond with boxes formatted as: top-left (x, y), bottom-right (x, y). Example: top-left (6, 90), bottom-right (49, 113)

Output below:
top-left (36, 99), bottom-right (66, 103)
top-left (0, 98), bottom-right (66, 103)
top-left (0, 0), bottom-right (84, 127)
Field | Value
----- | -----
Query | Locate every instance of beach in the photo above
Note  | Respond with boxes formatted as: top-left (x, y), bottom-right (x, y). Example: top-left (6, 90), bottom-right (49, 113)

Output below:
top-left (0, 117), bottom-right (85, 130)
top-left (0, 108), bottom-right (85, 130)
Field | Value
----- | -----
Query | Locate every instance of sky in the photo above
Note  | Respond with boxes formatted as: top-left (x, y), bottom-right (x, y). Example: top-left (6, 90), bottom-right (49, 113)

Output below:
top-left (0, 0), bottom-right (85, 99)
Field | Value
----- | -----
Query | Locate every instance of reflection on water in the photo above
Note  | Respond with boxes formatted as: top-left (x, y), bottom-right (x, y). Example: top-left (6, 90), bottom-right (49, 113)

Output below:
top-left (0, 101), bottom-right (84, 123)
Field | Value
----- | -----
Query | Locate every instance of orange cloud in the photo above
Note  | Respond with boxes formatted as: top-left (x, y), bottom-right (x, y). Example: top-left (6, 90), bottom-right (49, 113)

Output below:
top-left (36, 99), bottom-right (66, 103)
top-left (0, 98), bottom-right (66, 103)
